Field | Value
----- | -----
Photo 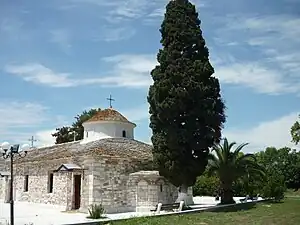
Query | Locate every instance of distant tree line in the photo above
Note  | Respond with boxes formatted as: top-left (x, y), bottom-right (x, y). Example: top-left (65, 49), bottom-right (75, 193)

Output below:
top-left (193, 146), bottom-right (300, 201)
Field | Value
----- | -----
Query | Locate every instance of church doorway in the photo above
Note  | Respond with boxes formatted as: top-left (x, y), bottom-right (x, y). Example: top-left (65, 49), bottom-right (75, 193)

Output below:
top-left (73, 174), bottom-right (81, 210)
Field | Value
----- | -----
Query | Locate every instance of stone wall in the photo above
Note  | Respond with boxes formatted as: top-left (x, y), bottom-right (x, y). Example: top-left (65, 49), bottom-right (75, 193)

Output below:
top-left (127, 171), bottom-right (178, 212)
top-left (7, 156), bottom-right (94, 211)
top-left (14, 172), bottom-right (70, 206)
top-left (92, 157), bottom-right (133, 213)
top-left (91, 156), bottom-right (154, 213)
top-left (0, 159), bottom-right (6, 171)
top-left (0, 176), bottom-right (7, 200)
top-left (76, 159), bottom-right (94, 212)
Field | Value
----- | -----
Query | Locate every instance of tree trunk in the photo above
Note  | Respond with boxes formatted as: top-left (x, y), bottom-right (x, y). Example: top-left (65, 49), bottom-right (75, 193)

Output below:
top-left (220, 182), bottom-right (235, 205)
top-left (176, 184), bottom-right (194, 205)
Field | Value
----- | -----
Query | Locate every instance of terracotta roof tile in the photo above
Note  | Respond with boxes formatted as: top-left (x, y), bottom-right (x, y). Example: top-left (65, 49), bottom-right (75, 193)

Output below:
top-left (84, 108), bottom-right (132, 124)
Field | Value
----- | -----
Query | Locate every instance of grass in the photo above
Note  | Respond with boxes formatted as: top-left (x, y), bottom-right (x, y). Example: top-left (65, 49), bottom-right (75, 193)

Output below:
top-left (285, 189), bottom-right (300, 197)
top-left (107, 198), bottom-right (300, 225)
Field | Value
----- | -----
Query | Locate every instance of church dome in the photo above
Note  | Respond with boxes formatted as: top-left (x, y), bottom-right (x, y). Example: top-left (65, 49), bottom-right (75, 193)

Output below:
top-left (82, 107), bottom-right (136, 142)
top-left (84, 108), bottom-right (135, 126)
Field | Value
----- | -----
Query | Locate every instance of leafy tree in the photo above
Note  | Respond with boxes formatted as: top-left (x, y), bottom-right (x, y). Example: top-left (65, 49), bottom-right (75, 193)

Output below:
top-left (208, 138), bottom-right (265, 204)
top-left (148, 0), bottom-right (226, 204)
top-left (232, 171), bottom-right (265, 197)
top-left (72, 108), bottom-right (101, 140)
top-left (262, 168), bottom-right (286, 201)
top-left (286, 150), bottom-right (300, 190)
top-left (193, 170), bottom-right (220, 196)
top-left (52, 108), bottom-right (101, 144)
top-left (255, 147), bottom-right (300, 190)
top-left (291, 115), bottom-right (300, 145)
top-left (52, 126), bottom-right (73, 144)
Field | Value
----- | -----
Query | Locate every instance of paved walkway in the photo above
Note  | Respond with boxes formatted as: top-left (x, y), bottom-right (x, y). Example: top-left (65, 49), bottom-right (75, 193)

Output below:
top-left (0, 196), bottom-right (253, 225)
top-left (0, 200), bottom-right (152, 225)
top-left (0, 201), bottom-right (86, 225)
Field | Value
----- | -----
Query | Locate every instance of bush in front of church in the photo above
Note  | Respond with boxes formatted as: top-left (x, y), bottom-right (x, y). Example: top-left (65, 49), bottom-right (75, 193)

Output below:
top-left (87, 204), bottom-right (105, 219)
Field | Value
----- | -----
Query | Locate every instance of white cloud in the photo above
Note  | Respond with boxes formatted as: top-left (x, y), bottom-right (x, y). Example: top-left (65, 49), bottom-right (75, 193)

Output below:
top-left (3, 129), bottom-right (57, 148)
top-left (68, 0), bottom-right (152, 21)
top-left (8, 50), bottom-right (299, 95)
top-left (35, 129), bottom-right (56, 147)
top-left (0, 100), bottom-right (66, 147)
top-left (233, 15), bottom-right (300, 42)
top-left (94, 27), bottom-right (136, 42)
top-left (147, 8), bottom-right (165, 18)
top-left (212, 14), bottom-right (300, 96)
top-left (97, 54), bottom-right (156, 88)
top-left (120, 104), bottom-right (150, 122)
top-left (4, 63), bottom-right (76, 87)
top-left (67, 0), bottom-right (207, 24)
top-left (224, 112), bottom-right (300, 153)
top-left (102, 54), bottom-right (155, 72)
top-left (143, 0), bottom-right (207, 24)
top-left (108, 0), bottom-right (149, 19)
top-left (213, 62), bottom-right (300, 95)
top-left (0, 101), bottom-right (48, 144)
top-left (0, 101), bottom-right (47, 129)
top-left (4, 54), bottom-right (157, 88)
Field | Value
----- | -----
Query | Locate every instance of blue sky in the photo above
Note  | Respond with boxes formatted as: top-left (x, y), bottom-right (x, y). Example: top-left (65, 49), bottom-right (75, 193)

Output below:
top-left (0, 0), bottom-right (299, 152)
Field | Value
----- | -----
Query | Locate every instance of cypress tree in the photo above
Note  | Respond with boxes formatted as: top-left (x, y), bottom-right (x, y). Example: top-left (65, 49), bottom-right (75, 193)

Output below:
top-left (148, 0), bottom-right (226, 204)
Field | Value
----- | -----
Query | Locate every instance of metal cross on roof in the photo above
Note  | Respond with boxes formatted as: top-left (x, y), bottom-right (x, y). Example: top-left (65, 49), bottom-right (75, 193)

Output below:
top-left (106, 94), bottom-right (115, 108)
top-left (28, 136), bottom-right (37, 148)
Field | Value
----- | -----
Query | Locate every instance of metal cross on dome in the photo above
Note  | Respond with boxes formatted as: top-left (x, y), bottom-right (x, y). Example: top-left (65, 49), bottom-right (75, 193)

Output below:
top-left (106, 94), bottom-right (115, 108)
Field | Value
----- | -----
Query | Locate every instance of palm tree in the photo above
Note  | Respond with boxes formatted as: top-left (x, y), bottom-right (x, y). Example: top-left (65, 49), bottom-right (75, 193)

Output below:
top-left (208, 138), bottom-right (265, 204)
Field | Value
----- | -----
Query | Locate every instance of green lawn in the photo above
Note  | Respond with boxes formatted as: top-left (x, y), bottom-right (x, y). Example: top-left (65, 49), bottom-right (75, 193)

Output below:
top-left (285, 189), bottom-right (300, 197)
top-left (108, 198), bottom-right (300, 225)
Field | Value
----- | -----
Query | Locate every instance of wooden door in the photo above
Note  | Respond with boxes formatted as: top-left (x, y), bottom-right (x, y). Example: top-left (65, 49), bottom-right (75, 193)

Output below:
top-left (73, 175), bottom-right (81, 210)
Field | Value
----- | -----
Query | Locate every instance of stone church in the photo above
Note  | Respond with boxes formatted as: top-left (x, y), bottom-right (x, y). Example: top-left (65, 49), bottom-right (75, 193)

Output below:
top-left (0, 107), bottom-right (190, 213)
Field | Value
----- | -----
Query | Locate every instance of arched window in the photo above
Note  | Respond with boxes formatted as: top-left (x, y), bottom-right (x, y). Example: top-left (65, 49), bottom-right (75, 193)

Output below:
top-left (122, 130), bottom-right (126, 137)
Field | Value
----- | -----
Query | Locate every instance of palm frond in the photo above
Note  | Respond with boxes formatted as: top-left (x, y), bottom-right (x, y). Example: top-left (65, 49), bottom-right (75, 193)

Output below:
top-left (208, 137), bottom-right (265, 183)
top-left (232, 143), bottom-right (249, 158)
top-left (212, 144), bottom-right (225, 164)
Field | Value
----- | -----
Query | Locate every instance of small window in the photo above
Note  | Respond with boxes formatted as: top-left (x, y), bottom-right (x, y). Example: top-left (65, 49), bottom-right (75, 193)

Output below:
top-left (122, 130), bottom-right (126, 137)
top-left (160, 184), bottom-right (163, 192)
top-left (48, 173), bottom-right (54, 193)
top-left (24, 175), bottom-right (29, 192)
top-left (86, 131), bottom-right (89, 138)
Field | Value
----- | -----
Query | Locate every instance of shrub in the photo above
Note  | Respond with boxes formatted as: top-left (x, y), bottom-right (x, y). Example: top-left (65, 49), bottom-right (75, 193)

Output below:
top-left (193, 174), bottom-right (220, 196)
top-left (262, 170), bottom-right (286, 201)
top-left (87, 203), bottom-right (105, 219)
top-left (232, 176), bottom-right (263, 197)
